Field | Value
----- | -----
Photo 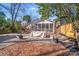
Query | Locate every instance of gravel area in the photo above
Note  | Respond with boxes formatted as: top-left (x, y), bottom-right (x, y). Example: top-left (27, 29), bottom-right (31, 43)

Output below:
top-left (0, 42), bottom-right (69, 56)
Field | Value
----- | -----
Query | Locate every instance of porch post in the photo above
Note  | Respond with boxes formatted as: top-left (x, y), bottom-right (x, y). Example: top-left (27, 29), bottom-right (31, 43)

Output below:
top-left (41, 24), bottom-right (42, 31)
top-left (37, 24), bottom-right (38, 31)
top-left (45, 24), bottom-right (46, 31)
top-left (53, 21), bottom-right (55, 33)
top-left (49, 23), bottom-right (50, 32)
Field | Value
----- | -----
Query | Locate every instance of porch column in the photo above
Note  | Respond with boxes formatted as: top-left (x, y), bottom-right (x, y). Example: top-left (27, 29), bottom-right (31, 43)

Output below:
top-left (33, 24), bottom-right (34, 30)
top-left (37, 24), bottom-right (38, 31)
top-left (49, 24), bottom-right (50, 32)
top-left (41, 24), bottom-right (42, 31)
top-left (53, 21), bottom-right (55, 33)
top-left (45, 24), bottom-right (46, 31)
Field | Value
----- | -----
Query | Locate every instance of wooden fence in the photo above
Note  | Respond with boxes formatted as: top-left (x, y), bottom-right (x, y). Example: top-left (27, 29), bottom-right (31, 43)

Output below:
top-left (56, 23), bottom-right (76, 39)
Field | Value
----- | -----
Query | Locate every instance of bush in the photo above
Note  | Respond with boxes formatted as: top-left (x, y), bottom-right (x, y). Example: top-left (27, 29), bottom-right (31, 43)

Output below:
top-left (9, 22), bottom-right (21, 33)
top-left (15, 22), bottom-right (21, 33)
top-left (4, 28), bottom-right (12, 33)
top-left (0, 22), bottom-right (21, 34)
top-left (0, 27), bottom-right (12, 34)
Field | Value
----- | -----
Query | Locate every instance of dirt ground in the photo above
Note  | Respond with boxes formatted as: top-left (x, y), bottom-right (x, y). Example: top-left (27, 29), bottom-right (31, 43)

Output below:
top-left (0, 33), bottom-right (77, 56)
top-left (0, 42), bottom-right (70, 56)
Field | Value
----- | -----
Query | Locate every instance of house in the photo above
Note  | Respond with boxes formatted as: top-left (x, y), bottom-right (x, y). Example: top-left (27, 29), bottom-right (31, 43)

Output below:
top-left (21, 20), bottom-right (27, 27)
top-left (26, 19), bottom-right (56, 38)
top-left (32, 20), bottom-right (55, 33)
top-left (20, 19), bottom-right (56, 38)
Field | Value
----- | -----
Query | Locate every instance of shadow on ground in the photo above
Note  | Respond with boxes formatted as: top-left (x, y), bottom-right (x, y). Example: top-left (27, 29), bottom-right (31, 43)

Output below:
top-left (0, 36), bottom-right (16, 43)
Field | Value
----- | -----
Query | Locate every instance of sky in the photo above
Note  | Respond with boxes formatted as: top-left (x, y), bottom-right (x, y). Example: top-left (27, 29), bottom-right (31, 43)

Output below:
top-left (0, 3), bottom-right (57, 21)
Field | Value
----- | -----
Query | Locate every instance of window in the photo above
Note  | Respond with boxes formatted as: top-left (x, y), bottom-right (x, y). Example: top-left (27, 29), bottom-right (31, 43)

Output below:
top-left (50, 24), bottom-right (53, 28)
top-left (46, 24), bottom-right (49, 29)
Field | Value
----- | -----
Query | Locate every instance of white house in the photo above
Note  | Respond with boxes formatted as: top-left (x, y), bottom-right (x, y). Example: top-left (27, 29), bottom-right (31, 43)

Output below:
top-left (21, 21), bottom-right (27, 27)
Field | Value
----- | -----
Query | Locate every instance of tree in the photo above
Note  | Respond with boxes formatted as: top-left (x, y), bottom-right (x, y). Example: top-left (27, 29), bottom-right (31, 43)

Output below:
top-left (37, 3), bottom-right (53, 20)
top-left (37, 3), bottom-right (70, 20)
top-left (0, 11), bottom-right (6, 27)
top-left (10, 3), bottom-right (21, 32)
top-left (0, 3), bottom-right (21, 32)
top-left (23, 15), bottom-right (31, 23)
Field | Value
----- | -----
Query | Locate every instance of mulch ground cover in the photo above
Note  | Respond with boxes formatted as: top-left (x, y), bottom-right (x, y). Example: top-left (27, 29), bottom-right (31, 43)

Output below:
top-left (0, 42), bottom-right (70, 56)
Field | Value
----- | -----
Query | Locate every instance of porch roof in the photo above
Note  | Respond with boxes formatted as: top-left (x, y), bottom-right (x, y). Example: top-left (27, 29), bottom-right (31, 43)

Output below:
top-left (37, 20), bottom-right (53, 24)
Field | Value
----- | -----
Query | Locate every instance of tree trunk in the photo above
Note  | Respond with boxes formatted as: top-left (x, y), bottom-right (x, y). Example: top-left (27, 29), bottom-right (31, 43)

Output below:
top-left (10, 3), bottom-right (21, 32)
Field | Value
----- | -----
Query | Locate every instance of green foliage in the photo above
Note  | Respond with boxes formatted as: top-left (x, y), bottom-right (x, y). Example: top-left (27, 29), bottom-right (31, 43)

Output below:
top-left (9, 21), bottom-right (21, 33)
top-left (15, 22), bottom-right (21, 32)
top-left (0, 12), bottom-right (6, 26)
top-left (37, 3), bottom-right (53, 19)
top-left (23, 15), bottom-right (31, 23)
top-left (37, 3), bottom-right (74, 20)
top-left (0, 15), bottom-right (21, 34)
top-left (76, 4), bottom-right (79, 18)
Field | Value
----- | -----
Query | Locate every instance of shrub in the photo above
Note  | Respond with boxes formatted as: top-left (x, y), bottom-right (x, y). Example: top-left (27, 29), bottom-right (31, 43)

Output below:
top-left (15, 22), bottom-right (21, 33)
